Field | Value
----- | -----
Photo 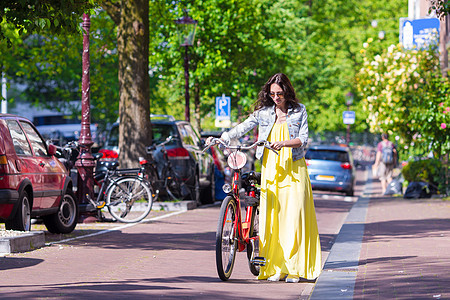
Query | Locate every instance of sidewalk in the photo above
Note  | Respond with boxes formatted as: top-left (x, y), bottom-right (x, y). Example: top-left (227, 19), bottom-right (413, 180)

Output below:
top-left (311, 170), bottom-right (450, 299)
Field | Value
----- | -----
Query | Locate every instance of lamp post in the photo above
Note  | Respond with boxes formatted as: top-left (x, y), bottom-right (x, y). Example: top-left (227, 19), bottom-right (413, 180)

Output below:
top-left (345, 92), bottom-right (354, 145)
top-left (175, 11), bottom-right (197, 122)
top-left (75, 13), bottom-right (95, 219)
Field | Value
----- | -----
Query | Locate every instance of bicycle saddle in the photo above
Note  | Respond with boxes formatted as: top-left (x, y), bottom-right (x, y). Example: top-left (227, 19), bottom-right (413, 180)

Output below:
top-left (98, 160), bottom-right (119, 170)
top-left (241, 171), bottom-right (261, 186)
top-left (92, 152), bottom-right (104, 160)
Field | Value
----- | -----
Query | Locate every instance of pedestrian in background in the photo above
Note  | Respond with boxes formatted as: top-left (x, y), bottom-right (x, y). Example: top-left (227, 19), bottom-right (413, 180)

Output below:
top-left (207, 73), bottom-right (321, 282)
top-left (373, 133), bottom-right (397, 194)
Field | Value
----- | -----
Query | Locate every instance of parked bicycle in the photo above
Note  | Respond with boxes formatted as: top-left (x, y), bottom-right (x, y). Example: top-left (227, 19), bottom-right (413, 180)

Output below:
top-left (139, 136), bottom-right (190, 201)
top-left (203, 138), bottom-right (278, 281)
top-left (59, 141), bottom-right (153, 223)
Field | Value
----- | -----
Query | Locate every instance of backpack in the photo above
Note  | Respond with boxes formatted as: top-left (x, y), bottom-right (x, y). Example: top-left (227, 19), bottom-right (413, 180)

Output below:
top-left (381, 142), bottom-right (394, 164)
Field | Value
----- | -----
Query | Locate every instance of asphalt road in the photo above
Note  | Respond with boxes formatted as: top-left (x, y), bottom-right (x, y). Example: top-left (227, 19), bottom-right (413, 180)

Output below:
top-left (0, 170), bottom-right (367, 300)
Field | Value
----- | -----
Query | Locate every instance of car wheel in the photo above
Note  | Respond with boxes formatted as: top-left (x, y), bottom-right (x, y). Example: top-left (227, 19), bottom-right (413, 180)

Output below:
top-left (43, 190), bottom-right (78, 234)
top-left (5, 190), bottom-right (31, 231)
top-left (201, 168), bottom-right (215, 205)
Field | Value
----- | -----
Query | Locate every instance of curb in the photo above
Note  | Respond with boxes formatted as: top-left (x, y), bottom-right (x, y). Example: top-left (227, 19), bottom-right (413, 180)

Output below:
top-left (152, 200), bottom-right (197, 211)
top-left (310, 168), bottom-right (372, 299)
top-left (0, 231), bottom-right (45, 255)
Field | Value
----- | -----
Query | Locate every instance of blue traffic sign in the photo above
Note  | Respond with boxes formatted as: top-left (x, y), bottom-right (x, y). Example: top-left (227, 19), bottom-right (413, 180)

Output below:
top-left (400, 17), bottom-right (440, 50)
top-left (216, 94), bottom-right (231, 121)
top-left (343, 111), bottom-right (355, 125)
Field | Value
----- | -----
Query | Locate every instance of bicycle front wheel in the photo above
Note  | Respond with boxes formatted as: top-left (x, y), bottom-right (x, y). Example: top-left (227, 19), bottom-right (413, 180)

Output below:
top-left (106, 177), bottom-right (153, 223)
top-left (216, 196), bottom-right (238, 281)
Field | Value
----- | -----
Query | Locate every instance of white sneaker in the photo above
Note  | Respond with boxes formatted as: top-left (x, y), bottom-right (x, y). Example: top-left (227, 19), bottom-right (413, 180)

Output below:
top-left (285, 275), bottom-right (299, 283)
top-left (267, 273), bottom-right (286, 282)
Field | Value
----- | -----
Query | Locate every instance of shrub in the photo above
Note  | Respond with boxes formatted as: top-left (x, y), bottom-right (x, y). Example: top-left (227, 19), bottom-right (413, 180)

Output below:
top-left (401, 159), bottom-right (445, 193)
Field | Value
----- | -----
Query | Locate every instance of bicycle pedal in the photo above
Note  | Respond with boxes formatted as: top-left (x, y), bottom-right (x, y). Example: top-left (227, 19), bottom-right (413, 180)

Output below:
top-left (96, 201), bottom-right (106, 209)
top-left (252, 256), bottom-right (266, 266)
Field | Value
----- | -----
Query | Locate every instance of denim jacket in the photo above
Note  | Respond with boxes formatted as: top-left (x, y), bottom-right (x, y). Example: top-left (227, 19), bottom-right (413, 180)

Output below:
top-left (221, 104), bottom-right (309, 161)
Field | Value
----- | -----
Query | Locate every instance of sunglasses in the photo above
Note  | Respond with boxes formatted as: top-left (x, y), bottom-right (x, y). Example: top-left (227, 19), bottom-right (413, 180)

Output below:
top-left (269, 92), bottom-right (284, 98)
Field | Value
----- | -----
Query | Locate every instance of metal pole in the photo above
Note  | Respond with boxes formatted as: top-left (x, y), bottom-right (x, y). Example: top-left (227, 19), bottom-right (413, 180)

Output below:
top-left (75, 14), bottom-right (95, 217)
top-left (346, 104), bottom-right (350, 144)
top-left (184, 46), bottom-right (190, 122)
top-left (1, 72), bottom-right (6, 114)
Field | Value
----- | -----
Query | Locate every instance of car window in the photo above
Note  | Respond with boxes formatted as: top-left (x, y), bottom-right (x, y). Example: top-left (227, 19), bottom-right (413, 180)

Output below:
top-left (305, 149), bottom-right (349, 162)
top-left (108, 125), bottom-right (119, 147)
top-left (152, 124), bottom-right (177, 145)
top-left (20, 121), bottom-right (48, 156)
top-left (179, 124), bottom-right (200, 147)
top-left (106, 123), bottom-right (177, 148)
top-left (6, 120), bottom-right (33, 156)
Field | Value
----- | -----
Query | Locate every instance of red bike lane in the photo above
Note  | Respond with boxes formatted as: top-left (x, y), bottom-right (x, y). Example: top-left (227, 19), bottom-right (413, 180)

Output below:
top-left (0, 170), bottom-right (366, 299)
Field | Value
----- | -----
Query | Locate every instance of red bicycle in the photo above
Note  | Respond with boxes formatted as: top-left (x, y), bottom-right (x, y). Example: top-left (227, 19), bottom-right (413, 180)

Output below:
top-left (203, 138), bottom-right (278, 281)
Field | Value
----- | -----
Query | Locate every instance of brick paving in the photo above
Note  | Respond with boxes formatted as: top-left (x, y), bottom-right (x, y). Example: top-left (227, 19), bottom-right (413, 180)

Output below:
top-left (2, 169), bottom-right (448, 299)
top-left (0, 176), bottom-right (362, 299)
top-left (353, 181), bottom-right (450, 300)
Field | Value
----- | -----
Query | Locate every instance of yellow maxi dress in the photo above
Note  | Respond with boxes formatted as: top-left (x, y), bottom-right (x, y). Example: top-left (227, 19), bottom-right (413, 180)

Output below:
top-left (257, 122), bottom-right (322, 280)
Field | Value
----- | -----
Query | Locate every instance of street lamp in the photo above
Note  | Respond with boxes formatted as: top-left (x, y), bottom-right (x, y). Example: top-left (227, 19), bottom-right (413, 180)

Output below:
top-left (175, 11), bottom-right (197, 122)
top-left (75, 13), bottom-right (95, 220)
top-left (345, 92), bottom-right (354, 145)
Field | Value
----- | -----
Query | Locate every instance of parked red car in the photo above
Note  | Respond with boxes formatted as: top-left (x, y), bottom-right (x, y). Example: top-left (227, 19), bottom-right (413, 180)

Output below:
top-left (0, 114), bottom-right (78, 233)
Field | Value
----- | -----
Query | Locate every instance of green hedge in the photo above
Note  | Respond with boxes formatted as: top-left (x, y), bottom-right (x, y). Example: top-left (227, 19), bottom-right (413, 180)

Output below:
top-left (401, 159), bottom-right (446, 194)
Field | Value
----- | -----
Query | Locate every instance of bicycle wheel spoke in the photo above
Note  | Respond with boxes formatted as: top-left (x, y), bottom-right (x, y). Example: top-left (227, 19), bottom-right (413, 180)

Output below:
top-left (106, 177), bottom-right (153, 223)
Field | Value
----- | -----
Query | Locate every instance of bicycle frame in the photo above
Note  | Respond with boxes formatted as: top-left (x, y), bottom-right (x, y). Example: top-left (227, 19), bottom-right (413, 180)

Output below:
top-left (205, 138), bottom-right (276, 280)
top-left (230, 169), bottom-right (258, 252)
top-left (205, 139), bottom-right (275, 249)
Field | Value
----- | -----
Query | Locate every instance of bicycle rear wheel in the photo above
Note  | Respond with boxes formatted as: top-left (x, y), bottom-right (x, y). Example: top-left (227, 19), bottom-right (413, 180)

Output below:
top-left (165, 168), bottom-right (189, 200)
top-left (106, 177), bottom-right (153, 223)
top-left (247, 205), bottom-right (260, 276)
top-left (216, 196), bottom-right (238, 281)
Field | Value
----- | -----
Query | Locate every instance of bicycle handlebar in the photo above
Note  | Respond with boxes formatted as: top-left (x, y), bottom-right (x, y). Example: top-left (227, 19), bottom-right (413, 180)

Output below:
top-left (202, 138), bottom-right (278, 156)
top-left (146, 135), bottom-right (175, 154)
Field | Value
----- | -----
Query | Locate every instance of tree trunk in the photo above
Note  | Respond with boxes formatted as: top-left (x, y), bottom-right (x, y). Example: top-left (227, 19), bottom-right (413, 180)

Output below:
top-left (115, 0), bottom-right (151, 168)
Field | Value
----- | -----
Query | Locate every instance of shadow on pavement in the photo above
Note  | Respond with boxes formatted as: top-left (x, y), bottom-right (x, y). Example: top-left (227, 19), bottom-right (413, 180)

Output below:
top-left (314, 199), bottom-right (354, 211)
top-left (62, 226), bottom-right (216, 251)
top-left (0, 276), bottom-right (267, 300)
top-left (358, 255), bottom-right (416, 266)
top-left (363, 218), bottom-right (450, 241)
top-left (354, 258), bottom-right (449, 299)
top-left (0, 257), bottom-right (44, 271)
top-left (319, 233), bottom-right (337, 252)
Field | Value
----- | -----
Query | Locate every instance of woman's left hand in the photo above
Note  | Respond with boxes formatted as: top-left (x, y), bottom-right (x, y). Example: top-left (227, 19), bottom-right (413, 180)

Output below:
top-left (270, 141), bottom-right (285, 151)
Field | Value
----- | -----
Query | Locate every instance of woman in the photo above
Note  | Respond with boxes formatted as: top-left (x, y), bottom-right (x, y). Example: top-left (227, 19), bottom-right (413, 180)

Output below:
top-left (208, 73), bottom-right (322, 282)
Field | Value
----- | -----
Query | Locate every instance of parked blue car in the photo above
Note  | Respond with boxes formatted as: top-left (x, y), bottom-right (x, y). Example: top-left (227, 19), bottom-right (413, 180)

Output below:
top-left (305, 145), bottom-right (356, 196)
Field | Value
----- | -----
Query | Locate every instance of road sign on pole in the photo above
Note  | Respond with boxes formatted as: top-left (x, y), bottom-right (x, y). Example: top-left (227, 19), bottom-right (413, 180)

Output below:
top-left (399, 17), bottom-right (440, 50)
top-left (343, 111), bottom-right (355, 125)
top-left (215, 94), bottom-right (231, 128)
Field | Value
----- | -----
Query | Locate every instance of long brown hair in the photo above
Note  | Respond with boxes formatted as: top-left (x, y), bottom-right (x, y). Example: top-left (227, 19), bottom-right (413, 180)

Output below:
top-left (254, 73), bottom-right (300, 111)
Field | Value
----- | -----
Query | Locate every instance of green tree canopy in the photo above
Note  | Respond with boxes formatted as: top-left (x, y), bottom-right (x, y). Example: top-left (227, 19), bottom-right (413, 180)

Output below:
top-left (0, 1), bottom-right (95, 46)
